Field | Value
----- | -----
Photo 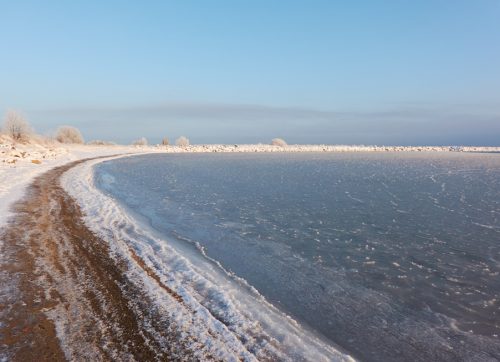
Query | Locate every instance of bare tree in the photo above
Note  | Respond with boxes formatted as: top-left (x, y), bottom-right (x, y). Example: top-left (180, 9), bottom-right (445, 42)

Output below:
top-left (176, 136), bottom-right (190, 147)
top-left (55, 126), bottom-right (85, 144)
top-left (132, 137), bottom-right (148, 146)
top-left (2, 110), bottom-right (32, 141)
top-left (271, 138), bottom-right (287, 147)
top-left (161, 137), bottom-right (169, 146)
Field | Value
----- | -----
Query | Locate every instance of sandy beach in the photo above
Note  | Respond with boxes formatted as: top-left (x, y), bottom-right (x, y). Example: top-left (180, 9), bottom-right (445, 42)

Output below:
top-left (2, 155), bottom-right (276, 360)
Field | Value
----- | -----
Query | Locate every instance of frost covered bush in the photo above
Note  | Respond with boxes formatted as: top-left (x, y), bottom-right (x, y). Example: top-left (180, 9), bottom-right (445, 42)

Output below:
top-left (271, 138), bottom-right (287, 147)
top-left (176, 136), bottom-right (190, 147)
top-left (2, 110), bottom-right (32, 141)
top-left (56, 126), bottom-right (84, 144)
top-left (87, 140), bottom-right (116, 146)
top-left (132, 137), bottom-right (148, 146)
top-left (161, 137), bottom-right (169, 146)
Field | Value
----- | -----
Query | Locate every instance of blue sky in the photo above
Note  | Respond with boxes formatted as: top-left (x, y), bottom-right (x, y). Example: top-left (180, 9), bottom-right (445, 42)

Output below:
top-left (1, 1), bottom-right (499, 145)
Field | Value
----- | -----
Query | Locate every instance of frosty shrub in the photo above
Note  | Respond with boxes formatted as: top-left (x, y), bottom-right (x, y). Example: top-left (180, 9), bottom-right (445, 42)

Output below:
top-left (271, 138), bottom-right (287, 147)
top-left (161, 137), bottom-right (170, 146)
top-left (132, 137), bottom-right (148, 146)
top-left (2, 110), bottom-right (32, 141)
top-left (87, 140), bottom-right (116, 146)
top-left (176, 136), bottom-right (190, 147)
top-left (56, 126), bottom-right (85, 144)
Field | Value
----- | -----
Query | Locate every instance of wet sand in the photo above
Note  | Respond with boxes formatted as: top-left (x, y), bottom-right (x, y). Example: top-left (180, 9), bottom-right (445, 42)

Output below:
top-left (0, 159), bottom-right (198, 361)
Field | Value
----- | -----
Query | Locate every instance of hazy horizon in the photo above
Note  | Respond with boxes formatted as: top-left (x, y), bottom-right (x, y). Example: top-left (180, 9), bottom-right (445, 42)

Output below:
top-left (1, 1), bottom-right (499, 145)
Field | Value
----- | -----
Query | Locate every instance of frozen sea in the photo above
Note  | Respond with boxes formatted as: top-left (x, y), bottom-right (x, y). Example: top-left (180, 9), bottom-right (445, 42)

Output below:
top-left (94, 152), bottom-right (500, 361)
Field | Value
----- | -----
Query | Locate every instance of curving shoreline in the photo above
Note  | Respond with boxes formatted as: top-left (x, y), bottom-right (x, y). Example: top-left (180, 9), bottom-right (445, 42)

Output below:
top-left (0, 158), bottom-right (182, 360)
top-left (0, 156), bottom-right (353, 361)
top-left (1, 157), bottom-right (235, 360)
top-left (62, 156), bottom-right (354, 361)
top-left (2, 149), bottom-right (498, 360)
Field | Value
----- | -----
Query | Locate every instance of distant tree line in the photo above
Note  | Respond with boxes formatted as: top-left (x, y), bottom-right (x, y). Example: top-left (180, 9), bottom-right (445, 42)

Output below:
top-left (2, 109), bottom-right (289, 147)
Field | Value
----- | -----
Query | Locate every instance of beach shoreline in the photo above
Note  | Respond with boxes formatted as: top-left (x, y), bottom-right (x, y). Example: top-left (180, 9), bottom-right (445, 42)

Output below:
top-left (1, 155), bottom-right (353, 361)
top-left (1, 141), bottom-right (500, 360)
top-left (0, 158), bottom-right (210, 360)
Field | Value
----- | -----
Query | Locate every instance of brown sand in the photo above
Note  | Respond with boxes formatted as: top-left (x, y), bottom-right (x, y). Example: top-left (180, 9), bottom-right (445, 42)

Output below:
top-left (0, 159), bottom-right (201, 361)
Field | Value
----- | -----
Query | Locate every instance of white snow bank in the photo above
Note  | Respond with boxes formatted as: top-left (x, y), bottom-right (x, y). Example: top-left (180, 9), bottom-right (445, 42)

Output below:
top-left (135, 143), bottom-right (500, 153)
top-left (0, 136), bottom-right (138, 231)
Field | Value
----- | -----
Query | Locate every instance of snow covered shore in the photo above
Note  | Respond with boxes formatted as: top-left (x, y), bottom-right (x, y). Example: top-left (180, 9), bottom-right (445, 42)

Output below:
top-left (0, 137), bottom-right (357, 360)
top-left (131, 143), bottom-right (500, 153)
top-left (0, 136), bottom-right (133, 229)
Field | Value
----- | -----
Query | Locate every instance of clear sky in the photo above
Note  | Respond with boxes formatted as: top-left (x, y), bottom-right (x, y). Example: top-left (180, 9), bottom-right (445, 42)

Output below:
top-left (1, 1), bottom-right (499, 145)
